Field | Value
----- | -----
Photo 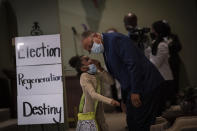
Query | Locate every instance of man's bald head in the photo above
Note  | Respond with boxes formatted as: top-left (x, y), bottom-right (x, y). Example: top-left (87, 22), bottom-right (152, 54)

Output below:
top-left (124, 12), bottom-right (138, 31)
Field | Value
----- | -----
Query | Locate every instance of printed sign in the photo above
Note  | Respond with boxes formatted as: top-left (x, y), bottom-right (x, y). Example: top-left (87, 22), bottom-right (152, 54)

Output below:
top-left (17, 94), bottom-right (64, 125)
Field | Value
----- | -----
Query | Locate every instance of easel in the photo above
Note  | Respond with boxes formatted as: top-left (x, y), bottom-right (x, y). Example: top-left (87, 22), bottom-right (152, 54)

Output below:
top-left (53, 117), bottom-right (61, 131)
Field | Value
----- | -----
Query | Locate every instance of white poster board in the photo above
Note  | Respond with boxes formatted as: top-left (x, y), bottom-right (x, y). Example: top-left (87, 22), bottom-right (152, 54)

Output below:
top-left (17, 94), bottom-right (64, 125)
top-left (15, 34), bottom-right (64, 125)
top-left (15, 34), bottom-right (61, 66)
top-left (17, 64), bottom-right (63, 96)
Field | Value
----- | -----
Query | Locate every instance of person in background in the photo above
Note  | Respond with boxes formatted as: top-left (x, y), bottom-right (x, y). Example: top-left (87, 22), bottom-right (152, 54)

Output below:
top-left (168, 32), bottom-right (182, 96)
top-left (69, 55), bottom-right (120, 131)
top-left (105, 28), bottom-right (118, 34)
top-left (150, 20), bottom-right (182, 96)
top-left (123, 12), bottom-right (150, 55)
top-left (149, 20), bottom-right (176, 106)
top-left (80, 30), bottom-right (166, 131)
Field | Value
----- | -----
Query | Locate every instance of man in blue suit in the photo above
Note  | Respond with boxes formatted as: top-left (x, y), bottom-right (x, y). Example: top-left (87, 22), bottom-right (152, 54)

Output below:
top-left (81, 31), bottom-right (166, 131)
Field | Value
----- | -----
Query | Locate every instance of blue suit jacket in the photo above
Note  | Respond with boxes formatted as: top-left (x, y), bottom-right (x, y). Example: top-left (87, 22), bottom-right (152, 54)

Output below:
top-left (102, 33), bottom-right (164, 101)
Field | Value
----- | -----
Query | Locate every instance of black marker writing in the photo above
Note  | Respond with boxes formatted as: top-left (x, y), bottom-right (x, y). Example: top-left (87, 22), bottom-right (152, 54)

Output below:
top-left (18, 42), bottom-right (60, 59)
top-left (18, 73), bottom-right (62, 90)
top-left (23, 102), bottom-right (62, 123)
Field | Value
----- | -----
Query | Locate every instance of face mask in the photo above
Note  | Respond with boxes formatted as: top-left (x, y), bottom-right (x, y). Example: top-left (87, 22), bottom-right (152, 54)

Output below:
top-left (150, 33), bottom-right (156, 40)
top-left (91, 42), bottom-right (104, 54)
top-left (87, 64), bottom-right (97, 74)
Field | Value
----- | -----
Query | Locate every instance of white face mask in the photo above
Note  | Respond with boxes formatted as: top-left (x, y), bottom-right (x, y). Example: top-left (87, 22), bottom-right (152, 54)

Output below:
top-left (87, 64), bottom-right (97, 74)
top-left (91, 42), bottom-right (104, 54)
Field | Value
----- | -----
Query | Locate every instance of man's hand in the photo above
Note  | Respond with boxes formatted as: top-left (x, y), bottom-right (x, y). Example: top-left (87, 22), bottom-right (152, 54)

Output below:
top-left (131, 93), bottom-right (142, 108)
top-left (111, 99), bottom-right (120, 106)
top-left (121, 101), bottom-right (127, 113)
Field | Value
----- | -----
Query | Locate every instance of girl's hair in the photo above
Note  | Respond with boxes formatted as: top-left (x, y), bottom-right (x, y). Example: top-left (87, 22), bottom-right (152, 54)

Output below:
top-left (69, 55), bottom-right (83, 76)
top-left (151, 20), bottom-right (171, 55)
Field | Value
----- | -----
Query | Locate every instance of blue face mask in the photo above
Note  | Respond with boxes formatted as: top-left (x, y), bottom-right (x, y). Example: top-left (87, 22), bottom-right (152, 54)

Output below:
top-left (87, 64), bottom-right (97, 74)
top-left (91, 42), bottom-right (104, 54)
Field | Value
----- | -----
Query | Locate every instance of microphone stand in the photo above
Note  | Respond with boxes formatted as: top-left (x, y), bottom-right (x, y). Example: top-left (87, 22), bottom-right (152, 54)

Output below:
top-left (71, 27), bottom-right (78, 55)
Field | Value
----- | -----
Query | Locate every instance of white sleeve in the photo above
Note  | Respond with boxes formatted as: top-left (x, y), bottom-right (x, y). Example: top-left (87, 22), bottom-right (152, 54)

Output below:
top-left (150, 42), bottom-right (169, 68)
top-left (80, 73), bottom-right (113, 105)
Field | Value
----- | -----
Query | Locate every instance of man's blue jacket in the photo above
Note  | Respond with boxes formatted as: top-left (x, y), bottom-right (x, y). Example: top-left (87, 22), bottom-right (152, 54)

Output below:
top-left (102, 33), bottom-right (164, 101)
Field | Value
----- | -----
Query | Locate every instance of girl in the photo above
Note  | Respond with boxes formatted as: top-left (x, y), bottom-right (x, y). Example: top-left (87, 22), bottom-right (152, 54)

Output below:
top-left (69, 55), bottom-right (120, 131)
